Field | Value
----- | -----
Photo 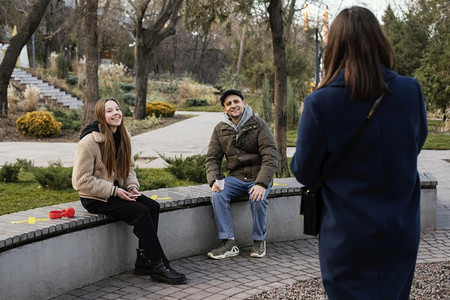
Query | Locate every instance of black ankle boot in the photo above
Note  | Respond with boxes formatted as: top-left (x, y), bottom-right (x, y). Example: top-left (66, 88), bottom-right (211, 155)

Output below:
top-left (150, 259), bottom-right (187, 285)
top-left (162, 257), bottom-right (187, 280)
top-left (135, 249), bottom-right (153, 275)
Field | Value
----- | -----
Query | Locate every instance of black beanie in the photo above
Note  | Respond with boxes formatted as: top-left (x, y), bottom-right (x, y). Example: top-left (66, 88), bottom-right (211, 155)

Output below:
top-left (220, 89), bottom-right (244, 106)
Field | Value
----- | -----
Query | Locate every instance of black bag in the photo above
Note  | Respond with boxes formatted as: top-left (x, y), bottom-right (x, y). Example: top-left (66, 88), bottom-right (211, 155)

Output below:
top-left (299, 91), bottom-right (386, 237)
top-left (300, 186), bottom-right (322, 236)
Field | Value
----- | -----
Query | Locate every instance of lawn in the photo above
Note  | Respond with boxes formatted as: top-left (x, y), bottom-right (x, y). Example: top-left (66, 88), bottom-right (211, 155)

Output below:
top-left (1, 119), bottom-right (447, 216)
top-left (286, 119), bottom-right (449, 149)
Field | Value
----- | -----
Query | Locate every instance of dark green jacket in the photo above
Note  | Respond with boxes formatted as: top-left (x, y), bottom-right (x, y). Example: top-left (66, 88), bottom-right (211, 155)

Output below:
top-left (206, 112), bottom-right (279, 188)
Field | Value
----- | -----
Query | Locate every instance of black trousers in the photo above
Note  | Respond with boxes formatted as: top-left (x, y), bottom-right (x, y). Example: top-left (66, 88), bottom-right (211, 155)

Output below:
top-left (81, 194), bottom-right (165, 262)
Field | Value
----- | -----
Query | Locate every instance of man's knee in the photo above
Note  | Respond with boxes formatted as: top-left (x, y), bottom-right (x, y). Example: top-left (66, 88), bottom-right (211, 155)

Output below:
top-left (211, 192), bottom-right (230, 205)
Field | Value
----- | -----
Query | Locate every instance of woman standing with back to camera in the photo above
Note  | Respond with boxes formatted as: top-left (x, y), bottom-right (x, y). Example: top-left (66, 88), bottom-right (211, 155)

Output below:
top-left (72, 98), bottom-right (186, 285)
top-left (290, 6), bottom-right (427, 300)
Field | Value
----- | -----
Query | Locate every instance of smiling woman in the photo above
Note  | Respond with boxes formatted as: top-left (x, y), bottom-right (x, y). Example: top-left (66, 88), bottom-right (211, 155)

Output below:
top-left (71, 98), bottom-right (187, 285)
top-left (104, 99), bottom-right (123, 131)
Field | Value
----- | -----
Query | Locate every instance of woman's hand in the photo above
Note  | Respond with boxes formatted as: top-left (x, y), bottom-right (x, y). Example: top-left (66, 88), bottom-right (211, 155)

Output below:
top-left (128, 187), bottom-right (141, 198)
top-left (117, 188), bottom-right (138, 201)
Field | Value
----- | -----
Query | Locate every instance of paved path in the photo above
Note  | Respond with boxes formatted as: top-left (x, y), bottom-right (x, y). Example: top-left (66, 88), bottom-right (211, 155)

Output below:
top-left (0, 111), bottom-right (222, 168)
top-left (1, 111), bottom-right (449, 299)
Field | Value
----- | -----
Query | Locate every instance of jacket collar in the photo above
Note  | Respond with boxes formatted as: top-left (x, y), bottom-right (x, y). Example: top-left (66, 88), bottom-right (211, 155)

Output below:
top-left (92, 131), bottom-right (105, 143)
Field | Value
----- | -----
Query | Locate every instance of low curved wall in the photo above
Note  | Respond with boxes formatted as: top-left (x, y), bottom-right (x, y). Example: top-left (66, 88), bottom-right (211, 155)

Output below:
top-left (0, 175), bottom-right (437, 299)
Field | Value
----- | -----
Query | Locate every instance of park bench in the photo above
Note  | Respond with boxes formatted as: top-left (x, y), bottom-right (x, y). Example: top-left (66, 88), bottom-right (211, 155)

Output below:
top-left (0, 174), bottom-right (438, 299)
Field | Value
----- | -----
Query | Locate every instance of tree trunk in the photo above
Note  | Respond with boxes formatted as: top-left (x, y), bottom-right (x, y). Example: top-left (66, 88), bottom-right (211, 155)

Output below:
top-left (268, 0), bottom-right (289, 177)
top-left (132, 0), bottom-right (182, 120)
top-left (233, 23), bottom-right (247, 89)
top-left (284, 0), bottom-right (296, 40)
top-left (0, 0), bottom-right (51, 117)
top-left (134, 22), bottom-right (150, 120)
top-left (82, 0), bottom-right (99, 127)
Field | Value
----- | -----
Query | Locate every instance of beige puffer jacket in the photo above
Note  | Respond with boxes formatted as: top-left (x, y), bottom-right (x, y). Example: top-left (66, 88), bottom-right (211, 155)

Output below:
top-left (72, 131), bottom-right (139, 202)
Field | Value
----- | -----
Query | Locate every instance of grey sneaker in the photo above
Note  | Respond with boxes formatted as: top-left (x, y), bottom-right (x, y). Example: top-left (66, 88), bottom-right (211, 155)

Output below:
top-left (250, 240), bottom-right (266, 258)
top-left (207, 239), bottom-right (239, 259)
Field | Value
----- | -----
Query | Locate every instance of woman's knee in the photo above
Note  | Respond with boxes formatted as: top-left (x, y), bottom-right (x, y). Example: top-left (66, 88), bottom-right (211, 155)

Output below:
top-left (138, 195), bottom-right (160, 212)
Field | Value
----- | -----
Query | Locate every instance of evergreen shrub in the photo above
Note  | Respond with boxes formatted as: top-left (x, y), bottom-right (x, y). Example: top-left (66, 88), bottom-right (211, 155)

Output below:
top-left (119, 82), bottom-right (135, 93)
top-left (122, 93), bottom-right (135, 106)
top-left (135, 167), bottom-right (176, 190)
top-left (65, 75), bottom-right (78, 86)
top-left (185, 98), bottom-right (208, 107)
top-left (51, 109), bottom-right (82, 132)
top-left (16, 111), bottom-right (62, 137)
top-left (31, 161), bottom-right (73, 190)
top-left (0, 162), bottom-right (20, 182)
top-left (161, 154), bottom-right (207, 183)
top-left (146, 101), bottom-right (175, 118)
top-left (157, 84), bottom-right (178, 94)
top-left (56, 54), bottom-right (69, 79)
top-left (15, 159), bottom-right (35, 171)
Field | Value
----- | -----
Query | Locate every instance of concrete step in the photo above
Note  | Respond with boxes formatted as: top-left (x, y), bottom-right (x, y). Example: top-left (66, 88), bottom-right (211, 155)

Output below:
top-left (11, 68), bottom-right (83, 109)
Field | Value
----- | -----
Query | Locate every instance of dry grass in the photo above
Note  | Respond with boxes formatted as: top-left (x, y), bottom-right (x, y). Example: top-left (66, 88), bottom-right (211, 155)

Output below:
top-left (23, 85), bottom-right (40, 112)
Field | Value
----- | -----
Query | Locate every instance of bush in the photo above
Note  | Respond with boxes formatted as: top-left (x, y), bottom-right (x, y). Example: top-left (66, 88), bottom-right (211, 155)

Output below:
top-left (31, 161), bottom-right (73, 190)
top-left (161, 154), bottom-right (207, 183)
top-left (286, 77), bottom-right (299, 129)
top-left (135, 167), bottom-right (176, 190)
top-left (51, 108), bottom-right (82, 132)
top-left (146, 101), bottom-right (175, 118)
top-left (0, 162), bottom-right (21, 182)
top-left (16, 111), bottom-right (62, 137)
top-left (65, 75), bottom-right (78, 86)
top-left (119, 82), bottom-right (135, 93)
top-left (185, 98), bottom-right (208, 107)
top-left (56, 54), bottom-right (69, 79)
top-left (15, 158), bottom-right (35, 171)
top-left (121, 92), bottom-right (135, 106)
top-left (157, 84), bottom-right (178, 94)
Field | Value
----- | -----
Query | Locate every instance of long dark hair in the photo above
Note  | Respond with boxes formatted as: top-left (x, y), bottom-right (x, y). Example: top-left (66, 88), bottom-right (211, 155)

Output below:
top-left (94, 98), bottom-right (131, 180)
top-left (319, 6), bottom-right (396, 100)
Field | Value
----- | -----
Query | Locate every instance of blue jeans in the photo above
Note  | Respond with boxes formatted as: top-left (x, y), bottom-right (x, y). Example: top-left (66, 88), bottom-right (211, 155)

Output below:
top-left (210, 175), bottom-right (272, 241)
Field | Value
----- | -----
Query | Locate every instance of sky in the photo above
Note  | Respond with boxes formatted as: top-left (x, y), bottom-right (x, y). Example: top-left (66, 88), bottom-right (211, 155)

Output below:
top-left (308, 0), bottom-right (408, 24)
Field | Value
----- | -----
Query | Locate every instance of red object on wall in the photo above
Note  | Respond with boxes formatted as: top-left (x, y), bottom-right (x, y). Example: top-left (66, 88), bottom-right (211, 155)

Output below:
top-left (49, 207), bottom-right (75, 219)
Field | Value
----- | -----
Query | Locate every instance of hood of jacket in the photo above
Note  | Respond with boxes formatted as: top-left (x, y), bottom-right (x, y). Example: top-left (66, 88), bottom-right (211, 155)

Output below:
top-left (222, 105), bottom-right (254, 133)
top-left (80, 121), bottom-right (100, 140)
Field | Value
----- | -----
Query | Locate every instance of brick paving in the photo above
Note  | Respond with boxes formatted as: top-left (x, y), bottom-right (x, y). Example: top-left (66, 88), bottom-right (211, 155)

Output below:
top-left (50, 149), bottom-right (450, 300)
top-left (51, 230), bottom-right (450, 300)
top-left (1, 112), bottom-right (448, 299)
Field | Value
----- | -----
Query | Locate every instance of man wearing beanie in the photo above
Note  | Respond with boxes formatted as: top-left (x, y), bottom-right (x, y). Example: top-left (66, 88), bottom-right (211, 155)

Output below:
top-left (205, 89), bottom-right (279, 259)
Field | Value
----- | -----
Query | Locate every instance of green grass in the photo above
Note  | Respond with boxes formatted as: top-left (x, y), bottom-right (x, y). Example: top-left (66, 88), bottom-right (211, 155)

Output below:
top-left (0, 170), bottom-right (79, 216)
top-left (0, 168), bottom-right (197, 216)
top-left (2, 119), bottom-right (447, 216)
top-left (286, 120), bottom-right (450, 149)
top-left (423, 134), bottom-right (450, 150)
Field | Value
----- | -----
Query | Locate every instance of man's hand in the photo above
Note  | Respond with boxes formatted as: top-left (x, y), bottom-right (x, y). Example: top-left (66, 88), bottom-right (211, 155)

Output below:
top-left (249, 185), bottom-right (266, 201)
top-left (211, 182), bottom-right (223, 192)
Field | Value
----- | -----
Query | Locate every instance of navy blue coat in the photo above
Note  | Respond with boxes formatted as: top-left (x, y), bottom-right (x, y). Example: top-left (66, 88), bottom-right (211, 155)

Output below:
top-left (290, 67), bottom-right (428, 300)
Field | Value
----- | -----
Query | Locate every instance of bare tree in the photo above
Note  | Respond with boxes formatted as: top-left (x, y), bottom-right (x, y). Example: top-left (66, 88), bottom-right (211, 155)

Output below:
top-left (128, 0), bottom-right (183, 119)
top-left (0, 0), bottom-right (51, 117)
top-left (82, 0), bottom-right (99, 127)
top-left (268, 0), bottom-right (289, 176)
top-left (233, 22), bottom-right (247, 89)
